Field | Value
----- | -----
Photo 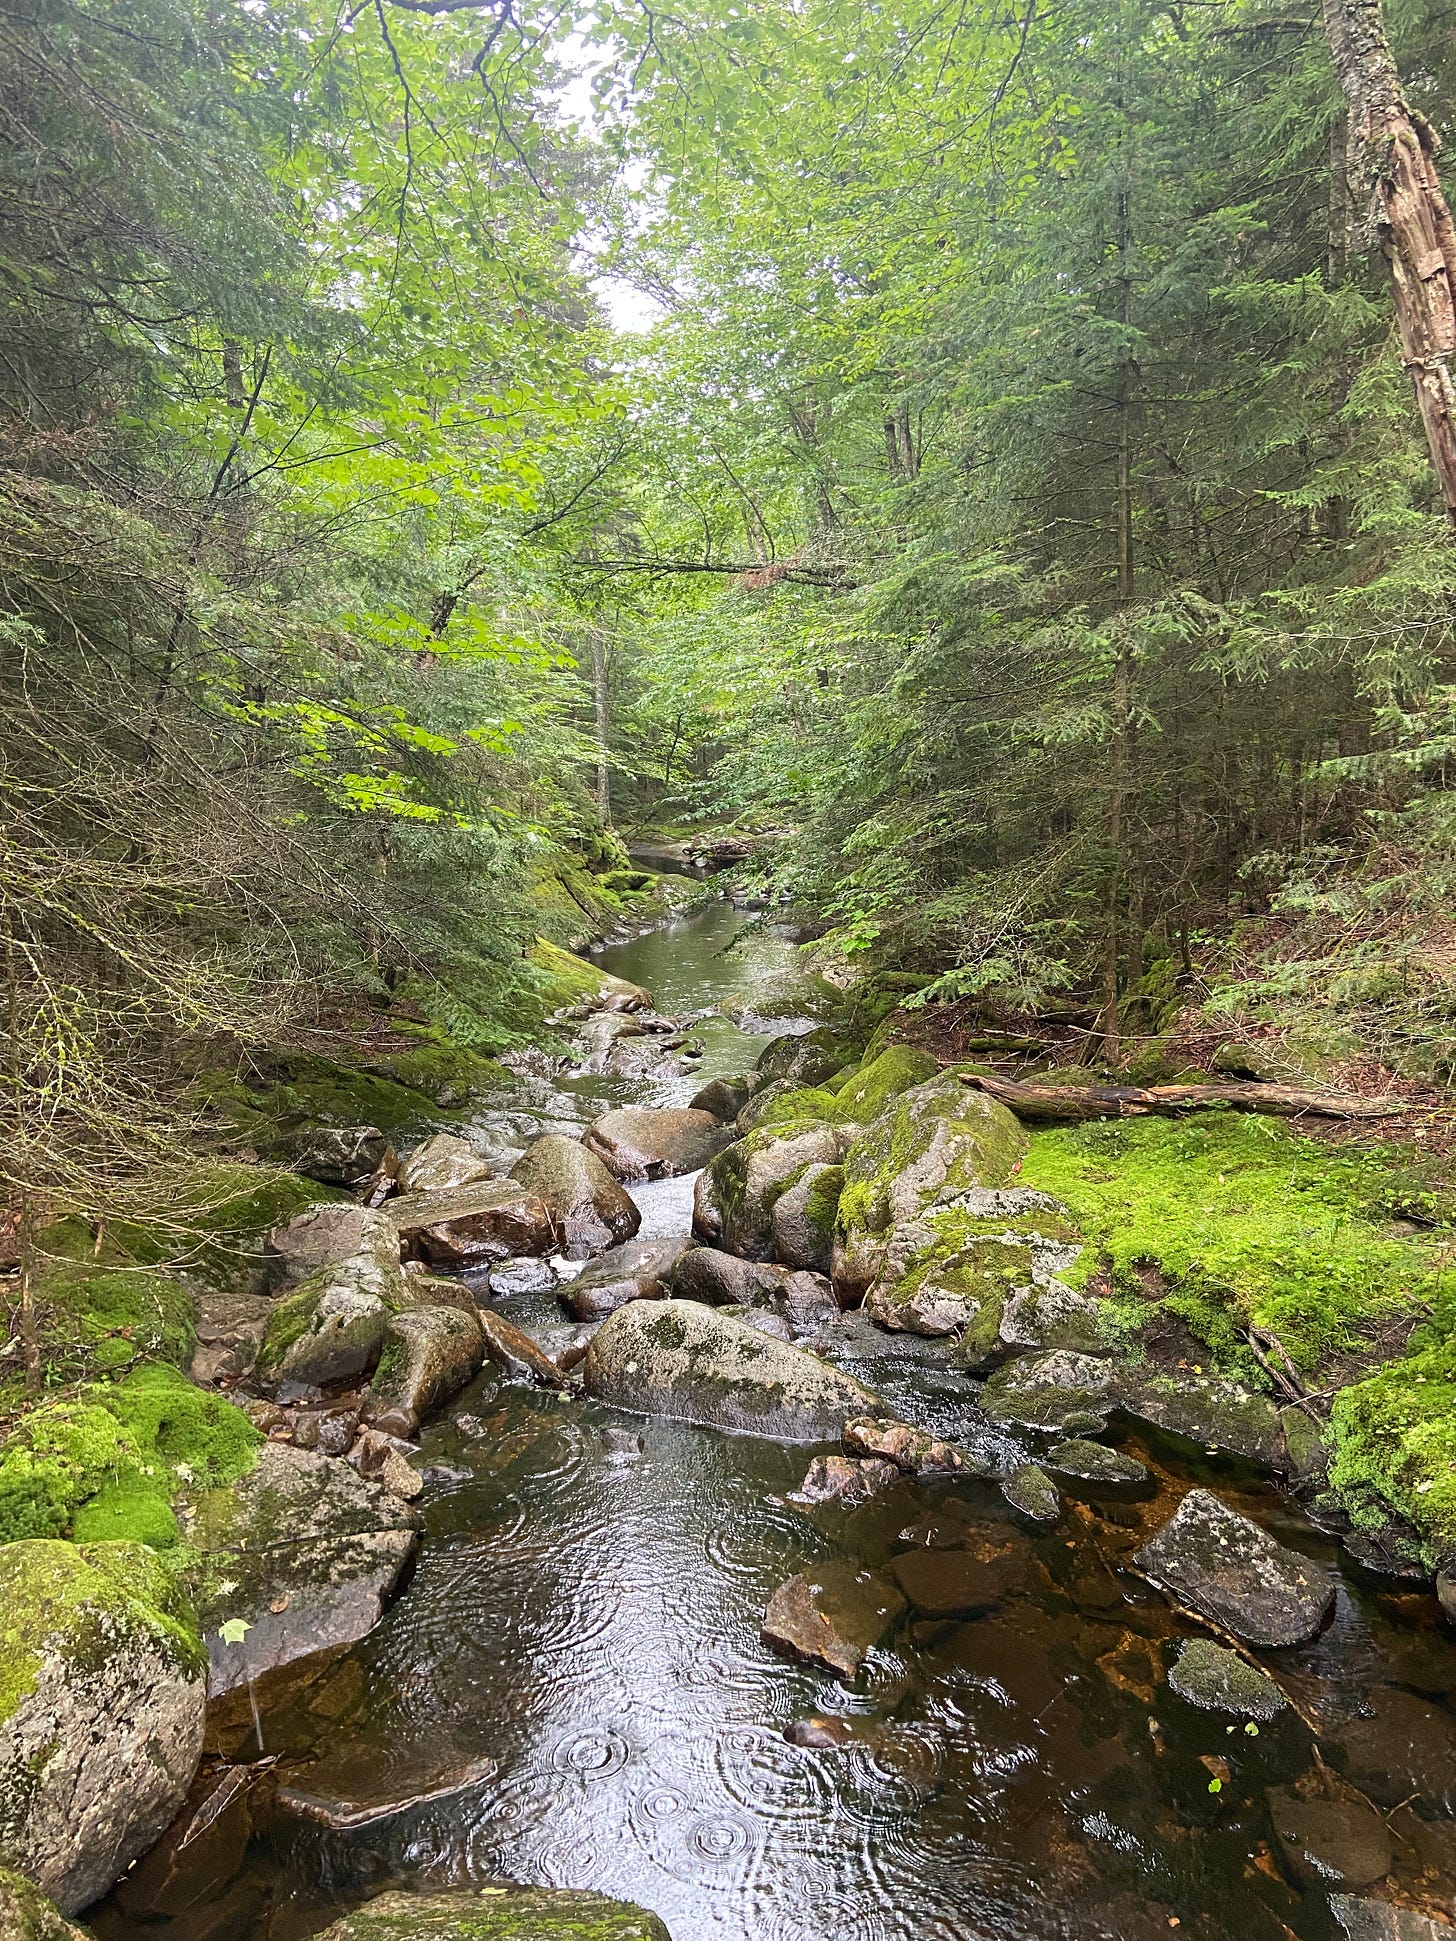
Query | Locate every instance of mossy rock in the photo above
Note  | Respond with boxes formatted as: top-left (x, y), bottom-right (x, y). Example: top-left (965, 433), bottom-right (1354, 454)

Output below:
top-left (0, 1539), bottom-right (205, 1913)
top-left (829, 1045), bottom-right (939, 1123)
top-left (0, 1365), bottom-right (259, 1547)
top-left (311, 1886), bottom-right (672, 1940)
top-left (0, 1864), bottom-right (90, 1939)
top-left (739, 1084), bottom-right (837, 1132)
top-left (526, 937), bottom-right (650, 1017)
top-left (31, 1266), bottom-right (195, 1386)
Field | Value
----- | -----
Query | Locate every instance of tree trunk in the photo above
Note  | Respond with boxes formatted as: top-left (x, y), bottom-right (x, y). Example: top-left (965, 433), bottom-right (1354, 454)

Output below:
top-left (959, 1071), bottom-right (1406, 1122)
top-left (591, 630), bottom-right (612, 824)
top-left (1323, 0), bottom-right (1456, 522)
top-left (1100, 181), bottom-right (1137, 1064)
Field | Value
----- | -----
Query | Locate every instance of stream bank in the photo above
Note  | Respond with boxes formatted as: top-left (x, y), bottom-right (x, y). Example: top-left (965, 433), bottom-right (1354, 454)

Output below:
top-left (4, 902), bottom-right (1456, 1941)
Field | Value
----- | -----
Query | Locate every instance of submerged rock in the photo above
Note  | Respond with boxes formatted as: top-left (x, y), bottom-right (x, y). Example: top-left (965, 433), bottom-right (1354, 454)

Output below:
top-left (0, 1541), bottom-right (206, 1915)
top-left (1166, 1638), bottom-right (1288, 1720)
top-left (185, 1444), bottom-right (418, 1695)
top-left (1135, 1489), bottom-right (1335, 1647)
top-left (310, 1886), bottom-right (672, 1940)
top-left (385, 1180), bottom-right (558, 1267)
top-left (509, 1135), bottom-right (642, 1250)
top-left (278, 1744), bottom-right (498, 1829)
top-left (362, 1304), bottom-right (485, 1435)
top-left (112, 1763), bottom-right (262, 1919)
top-left (583, 1106), bottom-right (731, 1181)
top-left (1267, 1787), bottom-right (1393, 1889)
top-left (583, 1298), bottom-right (879, 1441)
top-left (890, 1530), bottom-right (1033, 1617)
top-left (478, 1310), bottom-right (566, 1388)
top-left (761, 1563), bottom-right (907, 1677)
top-left (1044, 1437), bottom-right (1150, 1491)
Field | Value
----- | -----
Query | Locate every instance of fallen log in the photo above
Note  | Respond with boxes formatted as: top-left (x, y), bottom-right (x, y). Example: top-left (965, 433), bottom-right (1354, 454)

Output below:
top-left (958, 1071), bottom-right (1406, 1123)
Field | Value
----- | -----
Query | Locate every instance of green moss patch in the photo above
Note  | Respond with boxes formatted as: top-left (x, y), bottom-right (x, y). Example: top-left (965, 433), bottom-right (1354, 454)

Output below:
top-left (1330, 1341), bottom-right (1456, 1563)
top-left (0, 1366), bottom-right (259, 1547)
top-left (830, 1046), bottom-right (939, 1123)
top-left (1018, 1116), bottom-right (1454, 1381)
top-left (31, 1268), bottom-right (195, 1387)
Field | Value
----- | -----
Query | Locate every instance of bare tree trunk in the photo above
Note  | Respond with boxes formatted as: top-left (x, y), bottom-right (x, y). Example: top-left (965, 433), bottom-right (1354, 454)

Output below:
top-left (590, 630), bottom-right (612, 825)
top-left (1100, 182), bottom-right (1137, 1066)
top-left (1323, 0), bottom-right (1456, 522)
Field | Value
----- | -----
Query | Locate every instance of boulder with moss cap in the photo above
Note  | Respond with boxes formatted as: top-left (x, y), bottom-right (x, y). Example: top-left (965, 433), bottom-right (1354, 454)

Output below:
top-left (695, 1123), bottom-right (847, 1261)
top-left (0, 1539), bottom-right (206, 1914)
top-left (309, 1885), bottom-right (673, 1940)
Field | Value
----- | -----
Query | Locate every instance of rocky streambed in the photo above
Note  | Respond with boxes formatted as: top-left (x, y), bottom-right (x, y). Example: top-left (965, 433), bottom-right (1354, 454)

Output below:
top-left (16, 901), bottom-right (1455, 1941)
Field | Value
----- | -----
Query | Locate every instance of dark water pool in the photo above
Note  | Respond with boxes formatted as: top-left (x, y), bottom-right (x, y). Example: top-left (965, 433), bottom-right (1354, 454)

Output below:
top-left (92, 907), bottom-right (1456, 1941)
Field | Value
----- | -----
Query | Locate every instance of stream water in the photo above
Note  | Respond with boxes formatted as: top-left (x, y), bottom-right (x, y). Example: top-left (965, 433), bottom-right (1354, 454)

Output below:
top-left (95, 902), bottom-right (1456, 1941)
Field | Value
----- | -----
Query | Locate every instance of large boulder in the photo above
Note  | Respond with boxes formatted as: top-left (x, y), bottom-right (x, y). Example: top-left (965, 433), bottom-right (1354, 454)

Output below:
top-left (561, 1238), bottom-right (692, 1321)
top-left (266, 1203), bottom-right (401, 1288)
top-left (184, 1444), bottom-right (418, 1696)
top-left (695, 1123), bottom-right (844, 1260)
top-left (384, 1180), bottom-right (558, 1266)
top-left (771, 1163), bottom-right (842, 1273)
top-left (362, 1305), bottom-right (485, 1436)
top-left (669, 1248), bottom-right (793, 1307)
top-left (1135, 1489), bottom-right (1336, 1647)
top-left (754, 1027), bottom-right (849, 1089)
top-left (310, 1886), bottom-right (671, 1941)
top-left (256, 1256), bottom-right (396, 1391)
top-left (510, 1135), bottom-right (641, 1249)
top-left (396, 1132), bottom-right (499, 1194)
top-left (283, 1125), bottom-right (394, 1188)
top-left (832, 1078), bottom-right (1029, 1303)
top-left (0, 1540), bottom-right (206, 1915)
top-left (583, 1107), bottom-right (732, 1182)
top-left (689, 1076), bottom-right (751, 1121)
top-left (583, 1299), bottom-right (880, 1442)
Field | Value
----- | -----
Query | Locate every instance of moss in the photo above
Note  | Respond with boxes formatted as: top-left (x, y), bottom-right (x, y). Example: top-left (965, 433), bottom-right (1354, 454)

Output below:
top-left (256, 1280), bottom-right (326, 1375)
top-left (32, 1267), bottom-right (195, 1385)
top-left (750, 1085), bottom-right (837, 1128)
top-left (71, 1481), bottom-right (180, 1548)
top-left (803, 1164), bottom-right (844, 1237)
top-left (311, 1885), bottom-right (672, 1941)
top-left (1329, 1341), bottom-right (1456, 1562)
top-left (1018, 1115), bottom-right (1455, 1380)
top-left (837, 1076), bottom-right (1028, 1238)
top-left (830, 1045), bottom-right (939, 1123)
top-left (0, 1539), bottom-right (203, 1728)
top-left (0, 1366), bottom-right (259, 1548)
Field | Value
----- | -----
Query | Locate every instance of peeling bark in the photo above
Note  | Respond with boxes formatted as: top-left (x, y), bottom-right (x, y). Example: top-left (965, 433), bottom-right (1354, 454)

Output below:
top-left (1323, 0), bottom-right (1456, 522)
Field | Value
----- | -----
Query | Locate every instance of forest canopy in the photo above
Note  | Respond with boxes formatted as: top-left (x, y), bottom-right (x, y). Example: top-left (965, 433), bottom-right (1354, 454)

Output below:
top-left (4, 0), bottom-right (1456, 1234)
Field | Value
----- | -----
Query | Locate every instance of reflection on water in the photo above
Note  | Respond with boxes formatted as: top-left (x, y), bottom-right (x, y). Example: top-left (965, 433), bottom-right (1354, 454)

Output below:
top-left (91, 903), bottom-right (1456, 1941)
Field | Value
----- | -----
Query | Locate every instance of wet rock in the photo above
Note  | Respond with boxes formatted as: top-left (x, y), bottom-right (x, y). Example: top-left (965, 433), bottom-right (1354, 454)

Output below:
top-left (1330, 1897), bottom-right (1453, 1941)
top-left (778, 1269), bottom-right (840, 1338)
top-left (396, 1132), bottom-right (499, 1194)
top-left (190, 1285), bottom-right (272, 1386)
top-left (669, 1247), bottom-right (792, 1307)
top-left (771, 1162), bottom-right (842, 1274)
top-left (266, 1203), bottom-right (400, 1288)
top-left (1135, 1489), bottom-right (1335, 1647)
top-left (0, 1867), bottom-right (91, 1939)
top-left (478, 1309), bottom-right (567, 1388)
top-left (791, 1453), bottom-right (902, 1505)
top-left (395, 1265), bottom-right (479, 1317)
top-left (1282, 1404), bottom-right (1330, 1485)
top-left (1267, 1788), bottom-right (1393, 1888)
top-left (1439, 1570), bottom-right (1456, 1626)
top-left (284, 1125), bottom-right (394, 1187)
top-left (601, 1427), bottom-right (644, 1460)
top-left (185, 1444), bottom-right (418, 1696)
top-left (289, 1404), bottom-right (360, 1456)
top-left (1044, 1437), bottom-right (1150, 1492)
top-left (309, 1886), bottom-right (672, 1941)
top-left (348, 1428), bottom-right (424, 1500)
top-left (1001, 1463), bottom-right (1061, 1525)
top-left (1117, 1369), bottom-right (1285, 1468)
top-left (584, 1298), bottom-right (880, 1442)
top-left (890, 1530), bottom-right (1033, 1617)
top-left (562, 1238), bottom-right (693, 1321)
top-left (362, 1305), bottom-right (485, 1435)
top-left (0, 1541), bottom-right (206, 1915)
top-left (690, 1076), bottom-right (752, 1121)
top-left (278, 1744), bottom-right (497, 1829)
top-left (113, 1763), bottom-right (261, 1918)
top-left (979, 1349), bottom-right (1118, 1433)
top-left (724, 1304), bottom-right (796, 1340)
top-left (583, 1106), bottom-right (732, 1181)
top-left (384, 1180), bottom-right (558, 1266)
top-left (844, 1415), bottom-right (984, 1477)
top-left (487, 1256), bottom-right (560, 1297)
top-left (256, 1262), bottom-right (395, 1390)
top-left (509, 1135), bottom-right (642, 1250)
top-left (957, 1277), bottom-right (1105, 1370)
top-left (696, 1123), bottom-right (845, 1259)
top-left (761, 1562), bottom-right (907, 1678)
top-left (1166, 1638), bottom-right (1288, 1719)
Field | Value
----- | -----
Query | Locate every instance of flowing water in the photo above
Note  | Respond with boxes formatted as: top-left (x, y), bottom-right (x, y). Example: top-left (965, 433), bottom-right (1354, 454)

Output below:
top-left (95, 902), bottom-right (1456, 1941)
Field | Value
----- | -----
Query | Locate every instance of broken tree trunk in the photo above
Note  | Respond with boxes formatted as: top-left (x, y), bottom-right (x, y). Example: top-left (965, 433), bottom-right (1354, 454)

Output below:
top-left (958, 1071), bottom-right (1406, 1123)
top-left (1322, 0), bottom-right (1456, 522)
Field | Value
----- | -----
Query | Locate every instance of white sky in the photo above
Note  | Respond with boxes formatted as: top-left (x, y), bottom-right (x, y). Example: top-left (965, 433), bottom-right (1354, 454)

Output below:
top-left (554, 34), bottom-right (666, 336)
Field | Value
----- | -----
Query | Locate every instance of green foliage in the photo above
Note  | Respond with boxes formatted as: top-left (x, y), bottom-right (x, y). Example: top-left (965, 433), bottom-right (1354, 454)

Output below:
top-left (1020, 1117), bottom-right (1455, 1376)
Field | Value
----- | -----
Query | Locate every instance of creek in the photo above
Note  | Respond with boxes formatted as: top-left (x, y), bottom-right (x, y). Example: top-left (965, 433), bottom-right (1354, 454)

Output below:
top-left (94, 902), bottom-right (1456, 1941)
